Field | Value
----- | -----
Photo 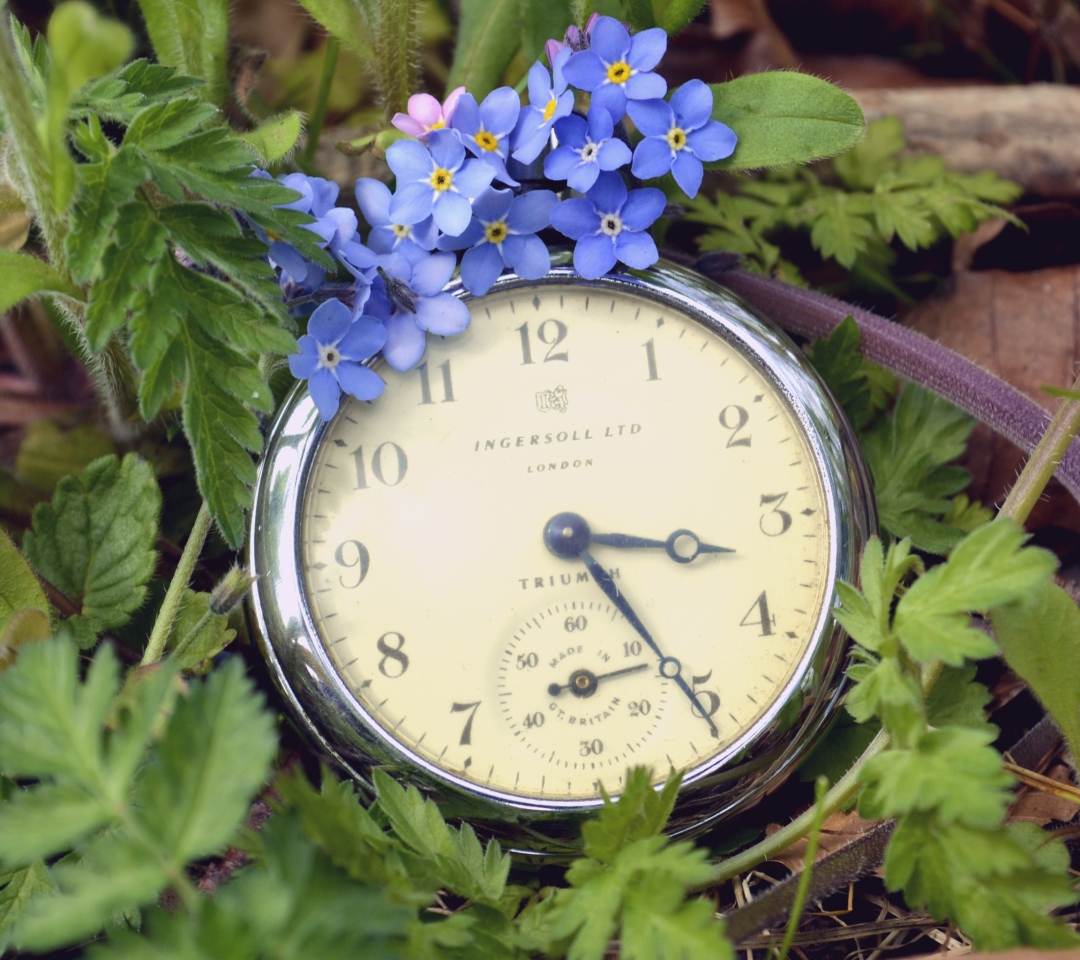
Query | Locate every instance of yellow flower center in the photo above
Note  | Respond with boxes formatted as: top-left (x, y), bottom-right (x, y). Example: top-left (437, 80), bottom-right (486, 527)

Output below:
top-left (428, 119), bottom-right (446, 131)
top-left (606, 61), bottom-right (631, 85)
top-left (666, 127), bottom-right (688, 150)
top-left (475, 131), bottom-right (499, 152)
top-left (429, 167), bottom-right (453, 192)
top-left (484, 220), bottom-right (508, 244)
top-left (543, 97), bottom-right (558, 122)
top-left (391, 223), bottom-right (412, 239)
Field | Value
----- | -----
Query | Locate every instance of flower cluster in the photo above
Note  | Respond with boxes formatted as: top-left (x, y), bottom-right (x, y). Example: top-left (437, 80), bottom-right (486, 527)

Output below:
top-left (274, 15), bottom-right (737, 420)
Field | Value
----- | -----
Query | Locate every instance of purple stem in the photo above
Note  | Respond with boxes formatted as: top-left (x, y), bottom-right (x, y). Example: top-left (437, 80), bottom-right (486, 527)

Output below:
top-left (692, 253), bottom-right (1080, 505)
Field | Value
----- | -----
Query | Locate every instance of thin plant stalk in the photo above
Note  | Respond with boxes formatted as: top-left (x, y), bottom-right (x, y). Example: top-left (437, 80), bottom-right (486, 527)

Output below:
top-left (773, 777), bottom-right (829, 960)
top-left (303, 36), bottom-right (340, 168)
top-left (142, 502), bottom-right (212, 666)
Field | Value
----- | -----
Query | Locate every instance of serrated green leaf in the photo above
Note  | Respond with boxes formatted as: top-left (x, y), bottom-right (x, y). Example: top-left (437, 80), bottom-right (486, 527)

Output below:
top-left (991, 577), bottom-right (1080, 765)
top-left (239, 110), bottom-right (304, 163)
top-left (709, 73), bottom-right (864, 171)
top-left (872, 189), bottom-right (938, 250)
top-left (136, 657), bottom-right (275, 862)
top-left (0, 862), bottom-right (55, 952)
top-left (14, 419), bottom-right (116, 494)
top-left (833, 115), bottom-right (904, 191)
top-left (0, 251), bottom-right (84, 313)
top-left (23, 454), bottom-right (161, 630)
top-left (805, 190), bottom-right (875, 268)
top-left (134, 0), bottom-right (229, 106)
top-left (0, 529), bottom-right (47, 640)
top-left (448, 0), bottom-right (520, 99)
top-left (925, 663), bottom-right (995, 733)
top-left (123, 98), bottom-right (219, 150)
top-left (894, 519), bottom-right (1056, 665)
top-left (164, 589), bottom-right (235, 674)
top-left (844, 653), bottom-right (921, 727)
top-left (621, 879), bottom-right (733, 960)
top-left (582, 767), bottom-right (681, 864)
top-left (0, 783), bottom-right (110, 864)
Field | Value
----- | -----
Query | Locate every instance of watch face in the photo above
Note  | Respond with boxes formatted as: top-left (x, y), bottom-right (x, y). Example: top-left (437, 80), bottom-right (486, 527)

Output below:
top-left (251, 259), bottom-right (872, 826)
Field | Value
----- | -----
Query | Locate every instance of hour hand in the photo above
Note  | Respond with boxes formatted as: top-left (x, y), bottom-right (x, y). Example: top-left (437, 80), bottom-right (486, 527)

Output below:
top-left (589, 529), bottom-right (734, 564)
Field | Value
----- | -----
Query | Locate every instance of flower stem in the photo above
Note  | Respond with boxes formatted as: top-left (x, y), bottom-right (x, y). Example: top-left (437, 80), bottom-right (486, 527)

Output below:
top-left (773, 777), bottom-right (829, 960)
top-left (303, 36), bottom-right (340, 168)
top-left (142, 503), bottom-right (212, 666)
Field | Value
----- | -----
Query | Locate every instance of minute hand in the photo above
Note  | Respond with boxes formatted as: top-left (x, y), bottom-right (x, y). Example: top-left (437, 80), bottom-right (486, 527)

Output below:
top-left (590, 528), bottom-right (734, 564)
top-left (578, 548), bottom-right (719, 738)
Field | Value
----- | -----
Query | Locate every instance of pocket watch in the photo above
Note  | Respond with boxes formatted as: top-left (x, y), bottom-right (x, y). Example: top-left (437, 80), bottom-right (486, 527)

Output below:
top-left (248, 252), bottom-right (875, 855)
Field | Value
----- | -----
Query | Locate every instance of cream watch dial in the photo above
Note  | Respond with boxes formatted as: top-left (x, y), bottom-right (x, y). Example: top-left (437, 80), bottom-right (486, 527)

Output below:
top-left (298, 283), bottom-right (830, 803)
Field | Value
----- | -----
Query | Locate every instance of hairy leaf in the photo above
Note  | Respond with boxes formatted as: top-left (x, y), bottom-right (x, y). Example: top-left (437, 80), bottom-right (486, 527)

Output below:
top-left (709, 73), bottom-right (864, 171)
top-left (163, 589), bottom-right (235, 674)
top-left (240, 110), bottom-right (304, 163)
top-left (13, 420), bottom-right (116, 495)
top-left (0, 251), bottom-right (84, 313)
top-left (992, 578), bottom-right (1080, 764)
top-left (22, 454), bottom-right (161, 630)
top-left (582, 767), bottom-right (682, 864)
top-left (0, 862), bottom-right (55, 953)
top-left (655, 0), bottom-right (708, 34)
top-left (134, 0), bottom-right (228, 106)
top-left (0, 530), bottom-right (47, 638)
top-left (293, 0), bottom-right (375, 60)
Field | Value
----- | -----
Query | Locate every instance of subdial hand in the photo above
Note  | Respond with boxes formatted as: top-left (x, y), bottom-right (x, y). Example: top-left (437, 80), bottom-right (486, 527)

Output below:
top-left (547, 662), bottom-right (650, 698)
top-left (543, 512), bottom-right (720, 738)
top-left (589, 529), bottom-right (734, 564)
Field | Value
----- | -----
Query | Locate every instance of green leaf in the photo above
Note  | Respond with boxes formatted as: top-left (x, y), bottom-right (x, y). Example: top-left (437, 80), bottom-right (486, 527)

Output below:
top-left (621, 877), bottom-right (733, 960)
top-left (448, 0), bottom-right (521, 100)
top-left (134, 0), bottom-right (229, 106)
top-left (0, 862), bottom-right (55, 952)
top-left (13, 419), bottom-right (116, 495)
top-left (582, 766), bottom-right (682, 864)
top-left (47, 2), bottom-right (133, 95)
top-left (135, 657), bottom-right (276, 863)
top-left (894, 519), bottom-right (1056, 665)
top-left (162, 589), bottom-right (235, 674)
top-left (833, 115), bottom-right (904, 191)
top-left (0, 529), bottom-right (47, 639)
top-left (622, 0), bottom-right (655, 31)
top-left (805, 190), bottom-right (875, 269)
top-left (991, 577), bottom-right (1080, 765)
top-left (708, 73), bottom-right (865, 171)
top-left (654, 0), bottom-right (707, 35)
top-left (239, 110), bottom-right (304, 163)
top-left (0, 251), bottom-right (84, 313)
top-left (925, 663), bottom-right (995, 734)
top-left (520, 0), bottom-right (574, 64)
top-left (123, 98), bottom-right (219, 151)
top-left (22, 454), bottom-right (161, 630)
top-left (293, 0), bottom-right (375, 60)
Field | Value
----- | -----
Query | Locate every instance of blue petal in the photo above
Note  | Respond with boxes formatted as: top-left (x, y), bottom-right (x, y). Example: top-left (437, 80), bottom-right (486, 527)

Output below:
top-left (383, 313), bottom-right (427, 371)
top-left (377, 252), bottom-right (412, 282)
top-left (453, 158), bottom-right (496, 198)
top-left (270, 241), bottom-right (310, 282)
top-left (411, 217), bottom-right (439, 249)
top-left (355, 178), bottom-right (391, 227)
top-left (591, 83), bottom-right (627, 122)
top-left (368, 225), bottom-right (397, 254)
top-left (615, 228), bottom-right (658, 269)
top-left (479, 152), bottom-right (520, 188)
top-left (574, 233), bottom-right (617, 279)
top-left (337, 239), bottom-right (378, 277)
top-left (352, 280), bottom-right (372, 318)
top-left (396, 239), bottom-right (436, 265)
top-left (669, 78), bottom-right (713, 130)
top-left (687, 121), bottom-right (738, 162)
top-left (309, 178), bottom-right (340, 216)
top-left (627, 98), bottom-right (672, 137)
top-left (411, 250), bottom-right (457, 296)
top-left (473, 186), bottom-right (514, 223)
top-left (671, 150), bottom-right (704, 198)
top-left (527, 60), bottom-right (552, 106)
top-left (308, 298), bottom-right (353, 345)
top-left (337, 316), bottom-right (387, 360)
top-left (631, 136), bottom-right (674, 180)
top-left (288, 336), bottom-right (319, 378)
top-left (627, 27), bottom-right (667, 71)
top-left (432, 190), bottom-right (473, 235)
top-left (562, 50), bottom-right (607, 92)
top-left (624, 71), bottom-right (667, 101)
top-left (414, 292), bottom-right (471, 335)
top-left (507, 190), bottom-right (557, 234)
top-left (552, 45), bottom-right (571, 90)
top-left (587, 170), bottom-right (628, 213)
top-left (566, 161), bottom-right (601, 192)
top-left (586, 105), bottom-right (615, 142)
top-left (436, 219), bottom-right (484, 251)
top-left (386, 139), bottom-right (434, 183)
top-left (481, 86), bottom-right (522, 137)
top-left (279, 172), bottom-right (314, 212)
top-left (550, 197), bottom-right (599, 240)
top-left (460, 243), bottom-right (505, 296)
top-left (511, 122), bottom-right (551, 164)
top-left (544, 146), bottom-right (579, 182)
top-left (553, 113), bottom-right (588, 149)
top-left (621, 187), bottom-right (666, 230)
top-left (335, 361), bottom-right (386, 401)
top-left (597, 138), bottom-right (632, 170)
top-left (504, 233), bottom-right (549, 280)
top-left (390, 182), bottom-right (435, 225)
top-left (308, 367), bottom-right (341, 420)
top-left (450, 93), bottom-right (481, 137)
top-left (429, 129), bottom-right (466, 171)
top-left (590, 16), bottom-right (630, 64)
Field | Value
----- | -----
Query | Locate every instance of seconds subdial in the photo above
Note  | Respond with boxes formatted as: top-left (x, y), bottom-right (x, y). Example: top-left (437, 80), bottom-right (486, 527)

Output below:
top-left (498, 599), bottom-right (669, 776)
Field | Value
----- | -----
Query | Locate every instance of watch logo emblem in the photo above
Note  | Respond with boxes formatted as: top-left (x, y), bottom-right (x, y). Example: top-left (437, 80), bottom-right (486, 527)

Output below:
top-left (535, 385), bottom-right (568, 413)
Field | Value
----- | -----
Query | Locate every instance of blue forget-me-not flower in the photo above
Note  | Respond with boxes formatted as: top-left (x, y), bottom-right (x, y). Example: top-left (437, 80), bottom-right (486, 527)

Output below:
top-left (561, 16), bottom-right (667, 122)
top-left (386, 129), bottom-right (495, 236)
top-left (544, 105), bottom-right (632, 193)
top-left (627, 79), bottom-right (737, 198)
top-left (355, 178), bottom-right (438, 265)
top-left (511, 48), bottom-right (574, 165)
top-left (452, 87), bottom-right (523, 186)
top-left (289, 298), bottom-right (387, 420)
top-left (550, 171), bottom-right (665, 279)
top-left (437, 187), bottom-right (557, 296)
